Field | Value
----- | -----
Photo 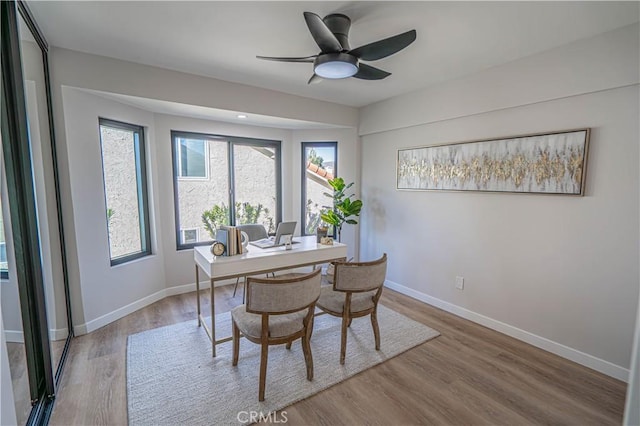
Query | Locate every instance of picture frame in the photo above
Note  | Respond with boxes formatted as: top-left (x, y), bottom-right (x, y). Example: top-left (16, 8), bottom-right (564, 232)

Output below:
top-left (396, 128), bottom-right (590, 195)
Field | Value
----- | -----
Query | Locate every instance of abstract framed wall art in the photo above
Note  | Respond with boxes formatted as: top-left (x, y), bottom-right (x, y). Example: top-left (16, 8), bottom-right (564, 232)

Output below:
top-left (396, 129), bottom-right (590, 195)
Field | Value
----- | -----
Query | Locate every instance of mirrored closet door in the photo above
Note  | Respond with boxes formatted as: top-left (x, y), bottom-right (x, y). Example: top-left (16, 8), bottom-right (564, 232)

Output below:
top-left (16, 0), bottom-right (71, 380)
top-left (1, 1), bottom-right (72, 424)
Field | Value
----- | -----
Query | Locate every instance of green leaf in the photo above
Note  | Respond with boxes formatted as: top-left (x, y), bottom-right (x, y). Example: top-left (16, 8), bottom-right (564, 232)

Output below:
top-left (320, 176), bottom-right (363, 237)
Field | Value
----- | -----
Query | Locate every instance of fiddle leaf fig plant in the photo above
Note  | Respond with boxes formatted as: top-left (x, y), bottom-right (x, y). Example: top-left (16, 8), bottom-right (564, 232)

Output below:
top-left (320, 177), bottom-right (362, 242)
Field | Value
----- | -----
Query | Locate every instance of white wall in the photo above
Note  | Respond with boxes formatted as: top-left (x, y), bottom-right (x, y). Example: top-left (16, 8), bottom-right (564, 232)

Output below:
top-left (359, 24), bottom-right (639, 380)
top-left (61, 88), bottom-right (166, 334)
top-left (49, 48), bottom-right (359, 332)
top-left (50, 48), bottom-right (358, 129)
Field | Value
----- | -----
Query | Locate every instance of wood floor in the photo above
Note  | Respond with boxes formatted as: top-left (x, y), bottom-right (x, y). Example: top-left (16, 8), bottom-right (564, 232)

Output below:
top-left (7, 338), bottom-right (66, 425)
top-left (49, 284), bottom-right (627, 425)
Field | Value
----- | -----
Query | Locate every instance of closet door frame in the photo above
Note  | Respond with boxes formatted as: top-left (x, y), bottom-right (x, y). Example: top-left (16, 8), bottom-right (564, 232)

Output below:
top-left (1, 1), bottom-right (72, 423)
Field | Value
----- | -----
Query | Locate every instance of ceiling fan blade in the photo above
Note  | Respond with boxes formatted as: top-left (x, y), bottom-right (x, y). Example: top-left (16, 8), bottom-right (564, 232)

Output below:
top-left (307, 74), bottom-right (322, 84)
top-left (353, 63), bottom-right (391, 80)
top-left (349, 29), bottom-right (416, 61)
top-left (256, 55), bottom-right (316, 63)
top-left (303, 12), bottom-right (343, 53)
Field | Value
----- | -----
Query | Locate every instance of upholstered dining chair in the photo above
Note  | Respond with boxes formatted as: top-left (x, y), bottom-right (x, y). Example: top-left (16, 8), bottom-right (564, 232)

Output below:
top-left (231, 269), bottom-right (322, 401)
top-left (233, 224), bottom-right (269, 300)
top-left (316, 253), bottom-right (387, 364)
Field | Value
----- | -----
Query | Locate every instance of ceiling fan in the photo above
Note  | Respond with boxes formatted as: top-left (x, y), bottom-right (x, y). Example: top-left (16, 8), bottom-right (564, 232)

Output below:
top-left (257, 12), bottom-right (417, 84)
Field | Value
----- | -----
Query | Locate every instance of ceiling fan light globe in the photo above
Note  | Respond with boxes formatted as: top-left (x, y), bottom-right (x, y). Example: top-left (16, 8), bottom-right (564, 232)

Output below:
top-left (313, 53), bottom-right (358, 79)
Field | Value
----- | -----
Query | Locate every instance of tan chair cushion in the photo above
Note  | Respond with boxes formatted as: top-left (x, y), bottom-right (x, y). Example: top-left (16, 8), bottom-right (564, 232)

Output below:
top-left (316, 286), bottom-right (377, 314)
top-left (231, 305), bottom-right (307, 339)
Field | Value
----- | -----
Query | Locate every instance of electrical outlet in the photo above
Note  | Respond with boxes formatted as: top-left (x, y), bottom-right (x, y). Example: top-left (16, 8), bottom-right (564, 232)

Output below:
top-left (455, 276), bottom-right (464, 290)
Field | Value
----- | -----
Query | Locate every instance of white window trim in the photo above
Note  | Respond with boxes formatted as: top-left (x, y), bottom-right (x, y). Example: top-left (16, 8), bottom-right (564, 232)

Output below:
top-left (177, 138), bottom-right (210, 181)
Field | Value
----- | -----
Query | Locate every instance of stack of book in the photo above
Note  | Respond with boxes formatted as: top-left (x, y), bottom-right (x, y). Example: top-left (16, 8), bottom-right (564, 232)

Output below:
top-left (216, 226), bottom-right (245, 256)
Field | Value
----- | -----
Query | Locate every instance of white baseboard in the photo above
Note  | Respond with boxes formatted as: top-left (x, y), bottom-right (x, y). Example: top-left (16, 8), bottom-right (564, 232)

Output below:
top-left (74, 289), bottom-right (167, 335)
top-left (74, 279), bottom-right (237, 335)
top-left (384, 279), bottom-right (630, 382)
top-left (74, 270), bottom-right (322, 336)
top-left (50, 327), bottom-right (68, 341)
top-left (4, 328), bottom-right (68, 343)
top-left (4, 330), bottom-right (24, 344)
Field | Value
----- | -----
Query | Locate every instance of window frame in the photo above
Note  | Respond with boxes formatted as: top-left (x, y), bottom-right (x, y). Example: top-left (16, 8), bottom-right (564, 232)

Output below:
top-left (176, 137), bottom-right (210, 180)
top-left (301, 141), bottom-right (338, 236)
top-left (171, 130), bottom-right (282, 250)
top-left (98, 117), bottom-right (152, 266)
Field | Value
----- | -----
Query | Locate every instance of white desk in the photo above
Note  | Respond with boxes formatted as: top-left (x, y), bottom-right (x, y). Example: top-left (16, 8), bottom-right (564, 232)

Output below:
top-left (194, 235), bottom-right (347, 356)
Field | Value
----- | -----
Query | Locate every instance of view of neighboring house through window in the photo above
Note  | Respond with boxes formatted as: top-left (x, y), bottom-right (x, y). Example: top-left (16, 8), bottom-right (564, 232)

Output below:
top-left (177, 138), bottom-right (208, 178)
top-left (98, 118), bottom-right (151, 265)
top-left (172, 131), bottom-right (281, 249)
top-left (302, 142), bottom-right (337, 236)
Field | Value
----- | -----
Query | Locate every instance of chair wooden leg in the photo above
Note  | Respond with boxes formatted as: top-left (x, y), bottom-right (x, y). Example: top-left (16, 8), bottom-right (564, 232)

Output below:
top-left (302, 330), bottom-right (314, 381)
top-left (348, 317), bottom-right (353, 327)
top-left (308, 315), bottom-right (315, 341)
top-left (340, 313), bottom-right (349, 365)
top-left (371, 308), bottom-right (381, 350)
top-left (242, 278), bottom-right (246, 304)
top-left (232, 321), bottom-right (240, 366)
top-left (285, 341), bottom-right (292, 350)
top-left (259, 341), bottom-right (268, 401)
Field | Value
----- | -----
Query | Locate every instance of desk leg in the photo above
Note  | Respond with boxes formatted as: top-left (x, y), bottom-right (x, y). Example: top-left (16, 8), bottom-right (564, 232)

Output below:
top-left (211, 278), bottom-right (216, 357)
top-left (195, 264), bottom-right (201, 326)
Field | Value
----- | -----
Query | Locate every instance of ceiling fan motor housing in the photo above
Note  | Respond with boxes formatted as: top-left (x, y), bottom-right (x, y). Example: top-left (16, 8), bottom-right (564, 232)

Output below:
top-left (323, 13), bottom-right (351, 50)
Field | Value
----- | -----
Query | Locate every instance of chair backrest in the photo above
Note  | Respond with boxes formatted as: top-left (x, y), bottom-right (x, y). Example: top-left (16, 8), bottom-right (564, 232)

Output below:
top-left (236, 224), bottom-right (268, 241)
top-left (334, 253), bottom-right (387, 293)
top-left (246, 269), bottom-right (322, 315)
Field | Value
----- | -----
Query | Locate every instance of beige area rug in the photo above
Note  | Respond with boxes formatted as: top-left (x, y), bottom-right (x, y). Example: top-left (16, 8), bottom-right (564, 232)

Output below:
top-left (127, 305), bottom-right (439, 425)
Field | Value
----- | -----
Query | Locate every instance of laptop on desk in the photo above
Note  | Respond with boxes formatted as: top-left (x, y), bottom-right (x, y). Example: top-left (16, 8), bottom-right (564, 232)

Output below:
top-left (250, 221), bottom-right (298, 248)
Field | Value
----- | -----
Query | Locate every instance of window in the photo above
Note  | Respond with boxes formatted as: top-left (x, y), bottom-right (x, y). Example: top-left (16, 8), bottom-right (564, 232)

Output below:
top-left (181, 228), bottom-right (199, 244)
top-left (177, 138), bottom-right (208, 179)
top-left (172, 131), bottom-right (281, 249)
top-left (301, 142), bottom-right (337, 236)
top-left (99, 118), bottom-right (151, 265)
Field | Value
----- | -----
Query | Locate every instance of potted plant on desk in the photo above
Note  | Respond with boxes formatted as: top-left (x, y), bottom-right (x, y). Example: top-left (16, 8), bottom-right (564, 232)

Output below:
top-left (321, 177), bottom-right (363, 243)
top-left (321, 177), bottom-right (362, 281)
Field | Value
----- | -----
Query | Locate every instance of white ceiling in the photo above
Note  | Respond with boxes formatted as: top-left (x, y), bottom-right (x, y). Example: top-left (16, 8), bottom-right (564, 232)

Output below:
top-left (29, 1), bottom-right (639, 108)
top-left (83, 89), bottom-right (346, 130)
